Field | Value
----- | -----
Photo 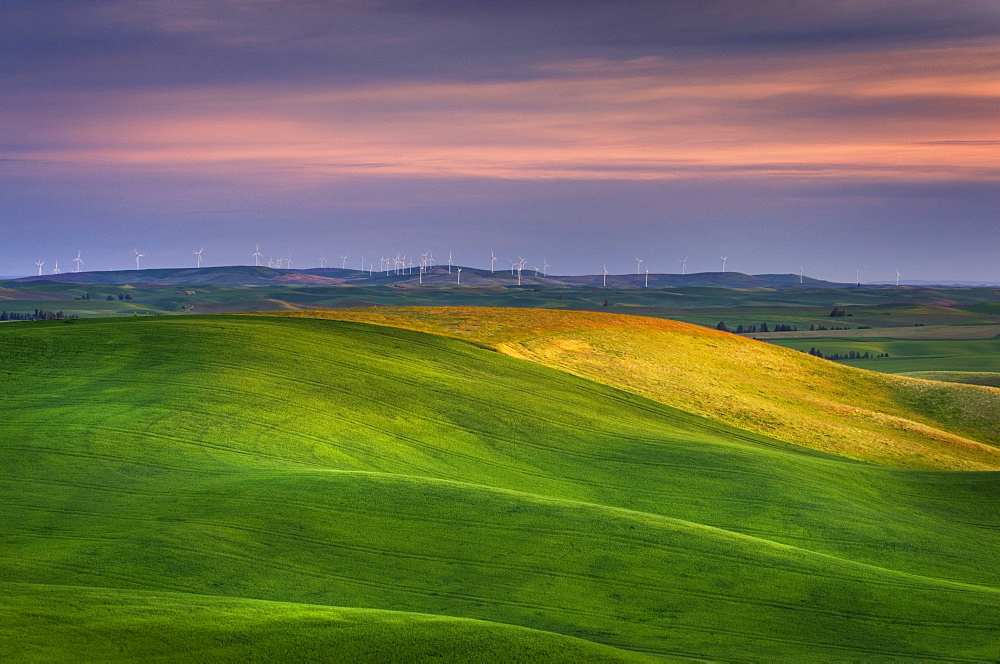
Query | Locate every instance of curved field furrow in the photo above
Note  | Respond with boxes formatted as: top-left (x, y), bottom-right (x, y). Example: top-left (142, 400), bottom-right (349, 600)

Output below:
top-left (18, 504), bottom-right (984, 630)
top-left (7, 478), bottom-right (979, 600)
top-left (0, 583), bottom-right (658, 663)
top-left (10, 491), bottom-right (1000, 653)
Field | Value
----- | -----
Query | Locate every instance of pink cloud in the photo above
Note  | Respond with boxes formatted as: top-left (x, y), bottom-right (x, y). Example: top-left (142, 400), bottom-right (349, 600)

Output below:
top-left (7, 40), bottom-right (997, 185)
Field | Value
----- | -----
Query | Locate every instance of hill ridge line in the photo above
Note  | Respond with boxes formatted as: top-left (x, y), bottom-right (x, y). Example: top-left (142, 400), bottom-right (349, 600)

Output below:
top-left (28, 463), bottom-right (994, 596)
top-left (261, 468), bottom-right (1000, 594)
top-left (260, 307), bottom-right (1000, 470)
top-left (0, 581), bottom-right (658, 659)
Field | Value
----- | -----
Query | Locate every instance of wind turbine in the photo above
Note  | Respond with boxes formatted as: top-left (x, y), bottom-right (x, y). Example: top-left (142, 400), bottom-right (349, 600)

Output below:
top-left (73, 251), bottom-right (83, 273)
top-left (194, 248), bottom-right (204, 268)
top-left (720, 256), bottom-right (728, 273)
top-left (603, 264), bottom-right (607, 287)
top-left (635, 256), bottom-right (644, 275)
top-left (286, 254), bottom-right (292, 269)
top-left (35, 260), bottom-right (44, 276)
top-left (456, 266), bottom-right (462, 284)
top-left (645, 267), bottom-right (649, 288)
top-left (799, 266), bottom-right (804, 284)
top-left (52, 261), bottom-right (61, 274)
top-left (490, 250), bottom-right (497, 274)
top-left (252, 244), bottom-right (262, 267)
top-left (542, 259), bottom-right (549, 277)
top-left (134, 249), bottom-right (145, 270)
top-left (856, 269), bottom-right (861, 287)
top-left (447, 251), bottom-right (453, 273)
top-left (318, 255), bottom-right (327, 268)
top-left (341, 255), bottom-right (347, 269)
top-left (895, 268), bottom-right (901, 287)
top-left (680, 257), bottom-right (687, 275)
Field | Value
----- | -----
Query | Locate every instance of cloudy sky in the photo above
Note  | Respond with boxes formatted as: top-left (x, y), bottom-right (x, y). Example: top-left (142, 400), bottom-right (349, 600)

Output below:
top-left (3, 0), bottom-right (997, 280)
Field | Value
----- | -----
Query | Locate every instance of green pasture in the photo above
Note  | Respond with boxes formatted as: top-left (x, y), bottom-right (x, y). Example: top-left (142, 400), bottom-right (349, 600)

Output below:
top-left (2, 584), bottom-right (648, 663)
top-left (2, 316), bottom-right (1000, 660)
top-left (769, 336), bottom-right (1000, 374)
top-left (899, 371), bottom-right (1000, 387)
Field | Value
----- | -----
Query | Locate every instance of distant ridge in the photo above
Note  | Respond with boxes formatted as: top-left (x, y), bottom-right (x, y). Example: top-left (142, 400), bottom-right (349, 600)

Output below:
top-left (10, 265), bottom-right (851, 289)
top-left (870, 280), bottom-right (1000, 287)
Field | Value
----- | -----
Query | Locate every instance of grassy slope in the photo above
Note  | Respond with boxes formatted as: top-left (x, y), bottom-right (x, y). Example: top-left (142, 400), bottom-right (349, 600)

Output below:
top-left (771, 336), bottom-right (1000, 373)
top-left (268, 307), bottom-right (1000, 471)
top-left (3, 316), bottom-right (1000, 660)
top-left (900, 371), bottom-right (1000, 388)
top-left (2, 584), bottom-right (650, 663)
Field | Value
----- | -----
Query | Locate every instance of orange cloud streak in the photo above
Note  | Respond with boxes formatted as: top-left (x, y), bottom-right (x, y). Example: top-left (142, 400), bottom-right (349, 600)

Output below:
top-left (10, 40), bottom-right (998, 184)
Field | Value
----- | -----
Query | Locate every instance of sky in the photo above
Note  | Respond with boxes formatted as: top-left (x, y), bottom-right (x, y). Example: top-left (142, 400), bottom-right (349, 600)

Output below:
top-left (2, 0), bottom-right (998, 281)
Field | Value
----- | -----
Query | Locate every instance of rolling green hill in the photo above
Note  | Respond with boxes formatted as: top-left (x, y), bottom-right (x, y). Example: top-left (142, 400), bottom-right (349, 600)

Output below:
top-left (267, 307), bottom-right (1000, 470)
top-left (3, 315), bottom-right (1000, 660)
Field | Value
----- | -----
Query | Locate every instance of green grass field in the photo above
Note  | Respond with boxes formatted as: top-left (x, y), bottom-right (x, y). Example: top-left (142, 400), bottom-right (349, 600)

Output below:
top-left (3, 314), bottom-right (1000, 660)
top-left (768, 336), bottom-right (1000, 373)
top-left (266, 307), bottom-right (1000, 470)
top-left (899, 371), bottom-right (1000, 387)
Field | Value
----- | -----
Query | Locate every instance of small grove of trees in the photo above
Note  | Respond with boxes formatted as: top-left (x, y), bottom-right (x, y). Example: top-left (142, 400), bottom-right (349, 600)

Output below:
top-left (719, 322), bottom-right (799, 333)
top-left (829, 307), bottom-right (853, 317)
top-left (0, 309), bottom-right (78, 321)
top-left (807, 348), bottom-right (889, 361)
top-left (809, 324), bottom-right (870, 331)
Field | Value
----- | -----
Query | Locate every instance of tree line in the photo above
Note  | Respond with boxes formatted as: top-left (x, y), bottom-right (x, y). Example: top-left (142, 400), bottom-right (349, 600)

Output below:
top-left (1, 309), bottom-right (78, 321)
top-left (716, 322), bottom-right (799, 333)
top-left (806, 348), bottom-right (889, 361)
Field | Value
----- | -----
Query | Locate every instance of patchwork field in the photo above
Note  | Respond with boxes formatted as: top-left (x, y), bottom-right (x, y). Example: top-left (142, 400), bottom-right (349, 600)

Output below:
top-left (3, 313), bottom-right (1000, 660)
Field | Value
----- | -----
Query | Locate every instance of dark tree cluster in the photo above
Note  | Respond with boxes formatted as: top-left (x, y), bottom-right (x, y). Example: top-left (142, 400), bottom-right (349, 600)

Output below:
top-left (719, 322), bottom-right (798, 333)
top-left (829, 307), bottom-right (853, 317)
top-left (807, 348), bottom-right (889, 361)
top-left (73, 293), bottom-right (92, 300)
top-left (809, 324), bottom-right (867, 331)
top-left (1, 309), bottom-right (78, 321)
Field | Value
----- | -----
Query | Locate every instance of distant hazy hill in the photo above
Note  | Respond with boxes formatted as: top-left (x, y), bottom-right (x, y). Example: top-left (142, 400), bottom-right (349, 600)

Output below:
top-left (12, 265), bottom-right (849, 289)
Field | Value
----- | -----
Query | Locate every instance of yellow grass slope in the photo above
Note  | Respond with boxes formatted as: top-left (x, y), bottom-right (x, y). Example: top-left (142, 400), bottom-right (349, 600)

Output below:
top-left (265, 307), bottom-right (1000, 470)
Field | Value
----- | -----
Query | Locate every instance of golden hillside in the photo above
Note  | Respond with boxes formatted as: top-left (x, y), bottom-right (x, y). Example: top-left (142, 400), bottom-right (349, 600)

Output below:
top-left (261, 307), bottom-right (1000, 470)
